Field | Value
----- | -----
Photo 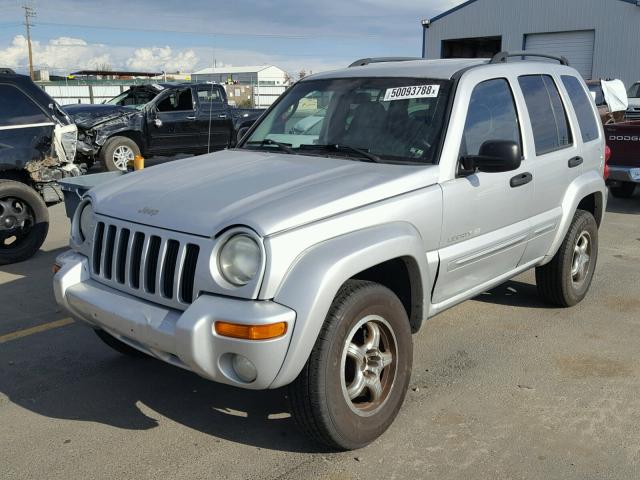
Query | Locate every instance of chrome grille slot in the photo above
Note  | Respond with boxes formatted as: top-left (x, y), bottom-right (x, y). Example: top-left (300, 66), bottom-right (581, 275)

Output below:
top-left (91, 220), bottom-right (203, 309)
top-left (145, 235), bottom-right (161, 294)
top-left (181, 244), bottom-right (200, 303)
top-left (115, 228), bottom-right (130, 284)
top-left (103, 225), bottom-right (117, 280)
top-left (129, 232), bottom-right (144, 289)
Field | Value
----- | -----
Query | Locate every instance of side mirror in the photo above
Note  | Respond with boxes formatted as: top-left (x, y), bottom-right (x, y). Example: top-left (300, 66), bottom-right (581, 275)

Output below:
top-left (154, 118), bottom-right (163, 128)
top-left (461, 140), bottom-right (521, 173)
top-left (237, 126), bottom-right (251, 144)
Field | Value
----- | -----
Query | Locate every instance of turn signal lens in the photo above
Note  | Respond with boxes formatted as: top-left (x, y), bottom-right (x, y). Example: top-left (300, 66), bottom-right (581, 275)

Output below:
top-left (214, 321), bottom-right (287, 340)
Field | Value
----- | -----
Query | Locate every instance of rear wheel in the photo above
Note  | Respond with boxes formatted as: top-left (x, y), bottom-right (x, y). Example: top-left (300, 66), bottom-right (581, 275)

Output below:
top-left (535, 210), bottom-right (598, 307)
top-left (609, 182), bottom-right (636, 198)
top-left (288, 280), bottom-right (413, 450)
top-left (94, 329), bottom-right (148, 358)
top-left (99, 136), bottom-right (140, 172)
top-left (0, 180), bottom-right (49, 265)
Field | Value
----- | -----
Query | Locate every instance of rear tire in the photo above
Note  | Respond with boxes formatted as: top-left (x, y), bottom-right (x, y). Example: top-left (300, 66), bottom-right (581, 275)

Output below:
top-left (288, 280), bottom-right (413, 450)
top-left (99, 136), bottom-right (140, 172)
top-left (609, 182), bottom-right (636, 198)
top-left (94, 329), bottom-right (149, 358)
top-left (535, 210), bottom-right (598, 307)
top-left (0, 180), bottom-right (49, 265)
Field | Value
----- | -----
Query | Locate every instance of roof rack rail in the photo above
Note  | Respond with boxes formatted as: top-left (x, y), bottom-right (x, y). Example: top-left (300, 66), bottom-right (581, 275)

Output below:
top-left (349, 57), bottom-right (422, 68)
top-left (490, 51), bottom-right (570, 66)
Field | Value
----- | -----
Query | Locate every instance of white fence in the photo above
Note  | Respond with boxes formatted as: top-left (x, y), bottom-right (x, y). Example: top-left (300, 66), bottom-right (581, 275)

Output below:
top-left (41, 83), bottom-right (287, 108)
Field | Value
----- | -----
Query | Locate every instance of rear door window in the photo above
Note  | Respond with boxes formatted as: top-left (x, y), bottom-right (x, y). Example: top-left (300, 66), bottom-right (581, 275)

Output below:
top-left (0, 84), bottom-right (51, 127)
top-left (156, 88), bottom-right (194, 112)
top-left (561, 75), bottom-right (600, 143)
top-left (518, 75), bottom-right (572, 155)
top-left (460, 78), bottom-right (521, 157)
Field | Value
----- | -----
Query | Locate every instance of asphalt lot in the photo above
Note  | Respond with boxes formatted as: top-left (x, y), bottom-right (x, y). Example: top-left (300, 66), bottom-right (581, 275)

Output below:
top-left (1, 167), bottom-right (639, 479)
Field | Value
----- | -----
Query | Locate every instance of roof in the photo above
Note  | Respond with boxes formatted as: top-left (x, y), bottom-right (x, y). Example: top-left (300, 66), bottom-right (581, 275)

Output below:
top-left (70, 70), bottom-right (162, 77)
top-left (429, 0), bottom-right (639, 23)
top-left (305, 58), bottom-right (489, 81)
top-left (193, 65), bottom-right (281, 75)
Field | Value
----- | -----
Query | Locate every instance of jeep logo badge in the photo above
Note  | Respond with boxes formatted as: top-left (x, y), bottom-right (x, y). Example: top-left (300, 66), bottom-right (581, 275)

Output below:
top-left (138, 207), bottom-right (159, 216)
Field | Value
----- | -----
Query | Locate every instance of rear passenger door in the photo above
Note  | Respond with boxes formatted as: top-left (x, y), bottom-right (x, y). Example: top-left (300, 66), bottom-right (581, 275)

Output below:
top-left (516, 74), bottom-right (584, 263)
top-left (434, 78), bottom-right (533, 305)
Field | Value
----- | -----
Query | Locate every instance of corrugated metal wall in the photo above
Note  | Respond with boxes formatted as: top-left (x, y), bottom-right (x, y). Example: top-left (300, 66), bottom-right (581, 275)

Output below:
top-left (424, 0), bottom-right (640, 85)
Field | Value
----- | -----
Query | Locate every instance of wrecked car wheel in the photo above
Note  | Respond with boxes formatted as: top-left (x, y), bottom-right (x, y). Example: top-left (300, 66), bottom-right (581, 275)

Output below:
top-left (0, 180), bottom-right (49, 265)
top-left (94, 329), bottom-right (149, 358)
top-left (100, 136), bottom-right (140, 172)
top-left (288, 280), bottom-right (413, 450)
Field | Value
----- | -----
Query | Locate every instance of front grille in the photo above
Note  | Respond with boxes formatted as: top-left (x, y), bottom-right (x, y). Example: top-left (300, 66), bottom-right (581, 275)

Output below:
top-left (91, 221), bottom-right (201, 306)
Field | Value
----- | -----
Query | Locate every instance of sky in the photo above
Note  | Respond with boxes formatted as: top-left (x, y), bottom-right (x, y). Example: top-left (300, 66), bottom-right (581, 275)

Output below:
top-left (0, 0), bottom-right (464, 77)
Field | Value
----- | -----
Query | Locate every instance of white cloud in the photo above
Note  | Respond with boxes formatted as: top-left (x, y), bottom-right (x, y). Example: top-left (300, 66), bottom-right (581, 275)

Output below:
top-left (126, 46), bottom-right (199, 73)
top-left (0, 35), bottom-right (199, 74)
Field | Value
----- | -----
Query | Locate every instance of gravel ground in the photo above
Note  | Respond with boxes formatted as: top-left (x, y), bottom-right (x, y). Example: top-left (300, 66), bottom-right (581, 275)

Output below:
top-left (0, 174), bottom-right (639, 479)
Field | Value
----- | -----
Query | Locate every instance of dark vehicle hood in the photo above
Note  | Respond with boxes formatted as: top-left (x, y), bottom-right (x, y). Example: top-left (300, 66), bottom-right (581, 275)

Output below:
top-left (63, 104), bottom-right (138, 130)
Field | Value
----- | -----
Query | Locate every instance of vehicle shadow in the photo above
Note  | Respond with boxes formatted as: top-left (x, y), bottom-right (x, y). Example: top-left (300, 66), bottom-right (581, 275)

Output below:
top-left (0, 329), bottom-right (330, 454)
top-left (473, 280), bottom-right (554, 309)
top-left (606, 193), bottom-right (640, 215)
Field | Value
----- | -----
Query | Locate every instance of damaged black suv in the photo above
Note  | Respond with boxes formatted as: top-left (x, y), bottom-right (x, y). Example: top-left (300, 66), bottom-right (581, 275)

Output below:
top-left (0, 73), bottom-right (83, 264)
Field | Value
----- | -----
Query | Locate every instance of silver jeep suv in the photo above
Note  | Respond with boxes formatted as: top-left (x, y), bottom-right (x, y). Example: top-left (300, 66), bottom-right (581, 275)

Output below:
top-left (54, 52), bottom-right (607, 450)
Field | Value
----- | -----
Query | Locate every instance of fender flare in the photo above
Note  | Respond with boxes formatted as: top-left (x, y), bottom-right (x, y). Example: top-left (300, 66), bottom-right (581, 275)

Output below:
top-left (543, 170), bottom-right (607, 262)
top-left (269, 221), bottom-right (432, 388)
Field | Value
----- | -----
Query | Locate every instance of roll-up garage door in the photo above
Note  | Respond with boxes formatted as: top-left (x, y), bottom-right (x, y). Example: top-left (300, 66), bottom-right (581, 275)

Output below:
top-left (525, 30), bottom-right (595, 79)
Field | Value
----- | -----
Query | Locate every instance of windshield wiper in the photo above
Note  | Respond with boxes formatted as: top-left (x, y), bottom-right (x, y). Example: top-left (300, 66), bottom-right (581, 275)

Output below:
top-left (245, 139), bottom-right (294, 154)
top-left (300, 144), bottom-right (382, 163)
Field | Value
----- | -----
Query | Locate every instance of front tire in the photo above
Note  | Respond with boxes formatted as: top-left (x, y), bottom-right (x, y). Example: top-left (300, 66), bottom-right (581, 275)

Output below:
top-left (0, 180), bottom-right (49, 265)
top-left (99, 136), bottom-right (140, 172)
top-left (288, 280), bottom-right (413, 450)
top-left (609, 182), bottom-right (636, 198)
top-left (535, 210), bottom-right (598, 307)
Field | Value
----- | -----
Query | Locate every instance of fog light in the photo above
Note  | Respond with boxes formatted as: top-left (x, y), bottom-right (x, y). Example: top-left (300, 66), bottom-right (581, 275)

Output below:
top-left (232, 354), bottom-right (257, 383)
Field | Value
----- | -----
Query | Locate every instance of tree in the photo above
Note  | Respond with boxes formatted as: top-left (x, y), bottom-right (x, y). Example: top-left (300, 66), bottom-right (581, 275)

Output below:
top-left (298, 69), bottom-right (307, 80)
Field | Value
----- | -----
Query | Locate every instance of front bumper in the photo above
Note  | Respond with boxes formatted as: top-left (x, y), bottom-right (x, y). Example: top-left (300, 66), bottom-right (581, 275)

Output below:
top-left (608, 165), bottom-right (640, 184)
top-left (53, 251), bottom-right (296, 389)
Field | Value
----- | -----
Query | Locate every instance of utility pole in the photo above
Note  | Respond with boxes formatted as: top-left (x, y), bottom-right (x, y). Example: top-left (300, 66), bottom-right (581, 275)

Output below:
top-left (23, 5), bottom-right (36, 79)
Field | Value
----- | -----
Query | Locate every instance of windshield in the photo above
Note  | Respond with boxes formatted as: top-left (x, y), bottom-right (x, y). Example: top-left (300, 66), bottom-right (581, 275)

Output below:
top-left (242, 77), bottom-right (452, 164)
top-left (628, 82), bottom-right (640, 99)
top-left (106, 87), bottom-right (158, 109)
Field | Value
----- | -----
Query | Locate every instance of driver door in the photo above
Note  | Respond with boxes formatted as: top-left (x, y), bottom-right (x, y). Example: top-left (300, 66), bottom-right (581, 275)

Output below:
top-left (433, 78), bottom-right (534, 305)
top-left (148, 87), bottom-right (200, 154)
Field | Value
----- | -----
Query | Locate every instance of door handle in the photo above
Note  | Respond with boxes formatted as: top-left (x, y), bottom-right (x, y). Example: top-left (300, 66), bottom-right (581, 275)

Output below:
top-left (568, 156), bottom-right (583, 168)
top-left (186, 116), bottom-right (197, 120)
top-left (218, 114), bottom-right (228, 119)
top-left (510, 172), bottom-right (533, 188)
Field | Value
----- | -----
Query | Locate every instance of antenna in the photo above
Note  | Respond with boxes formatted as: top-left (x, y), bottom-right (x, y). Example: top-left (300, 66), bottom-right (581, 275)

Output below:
top-left (22, 4), bottom-right (36, 79)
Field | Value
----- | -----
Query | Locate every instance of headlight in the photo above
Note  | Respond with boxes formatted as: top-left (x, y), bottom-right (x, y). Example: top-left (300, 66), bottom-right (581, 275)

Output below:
top-left (74, 201), bottom-right (94, 243)
top-left (218, 234), bottom-right (261, 286)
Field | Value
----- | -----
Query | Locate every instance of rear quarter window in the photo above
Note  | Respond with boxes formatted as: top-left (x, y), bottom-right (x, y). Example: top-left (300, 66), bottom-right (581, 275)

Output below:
top-left (0, 84), bottom-right (51, 127)
top-left (561, 75), bottom-right (600, 143)
top-left (518, 75), bottom-right (572, 155)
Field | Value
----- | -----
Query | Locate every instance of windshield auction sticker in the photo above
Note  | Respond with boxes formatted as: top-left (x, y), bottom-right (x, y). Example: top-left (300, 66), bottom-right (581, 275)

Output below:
top-left (384, 85), bottom-right (440, 101)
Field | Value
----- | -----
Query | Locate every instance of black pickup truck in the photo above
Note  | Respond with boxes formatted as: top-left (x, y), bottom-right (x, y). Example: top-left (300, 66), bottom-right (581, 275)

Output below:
top-left (64, 83), bottom-right (264, 171)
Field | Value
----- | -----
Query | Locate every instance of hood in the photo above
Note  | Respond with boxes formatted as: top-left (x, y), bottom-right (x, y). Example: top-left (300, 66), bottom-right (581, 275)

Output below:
top-left (63, 104), bottom-right (138, 129)
top-left (89, 149), bottom-right (440, 237)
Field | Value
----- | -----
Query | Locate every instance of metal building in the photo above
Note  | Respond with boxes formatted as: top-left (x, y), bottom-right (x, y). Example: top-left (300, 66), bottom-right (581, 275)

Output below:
top-left (421, 0), bottom-right (640, 85)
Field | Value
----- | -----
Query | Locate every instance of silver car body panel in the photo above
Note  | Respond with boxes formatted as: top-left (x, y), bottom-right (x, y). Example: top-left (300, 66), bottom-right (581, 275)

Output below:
top-left (55, 58), bottom-right (607, 390)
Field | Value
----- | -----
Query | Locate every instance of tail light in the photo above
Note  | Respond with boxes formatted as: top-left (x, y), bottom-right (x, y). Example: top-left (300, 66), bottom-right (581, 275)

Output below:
top-left (604, 144), bottom-right (611, 180)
